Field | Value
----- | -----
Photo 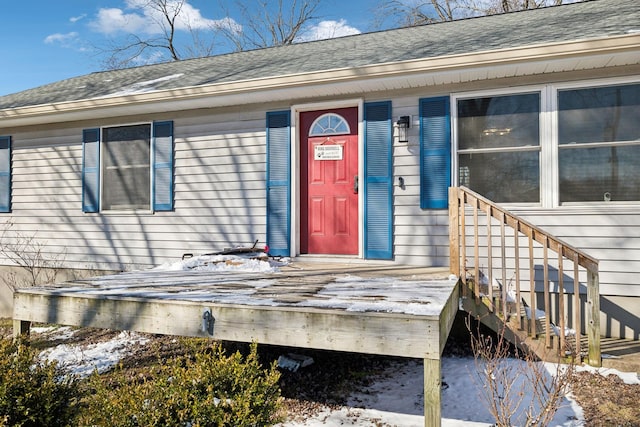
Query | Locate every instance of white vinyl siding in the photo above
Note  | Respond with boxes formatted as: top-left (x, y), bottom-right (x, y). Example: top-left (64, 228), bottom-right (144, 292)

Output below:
top-left (391, 95), bottom-right (451, 267)
top-left (4, 112), bottom-right (267, 271)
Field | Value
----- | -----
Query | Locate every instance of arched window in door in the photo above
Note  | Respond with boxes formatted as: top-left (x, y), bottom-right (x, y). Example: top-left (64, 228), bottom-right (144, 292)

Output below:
top-left (309, 113), bottom-right (351, 136)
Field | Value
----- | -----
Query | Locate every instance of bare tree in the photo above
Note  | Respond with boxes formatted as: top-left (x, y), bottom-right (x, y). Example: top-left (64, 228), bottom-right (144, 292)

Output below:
top-left (375, 0), bottom-right (578, 28)
top-left (97, 0), bottom-right (322, 69)
top-left (220, 0), bottom-right (322, 51)
top-left (99, 0), bottom-right (185, 69)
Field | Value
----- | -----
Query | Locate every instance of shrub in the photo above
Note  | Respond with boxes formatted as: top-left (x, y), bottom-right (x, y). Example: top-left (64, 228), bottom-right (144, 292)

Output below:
top-left (468, 317), bottom-right (575, 427)
top-left (80, 341), bottom-right (283, 426)
top-left (0, 337), bottom-right (80, 427)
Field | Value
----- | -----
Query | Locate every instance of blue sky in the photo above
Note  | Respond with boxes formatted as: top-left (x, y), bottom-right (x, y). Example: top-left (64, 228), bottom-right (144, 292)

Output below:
top-left (0, 0), bottom-right (379, 97)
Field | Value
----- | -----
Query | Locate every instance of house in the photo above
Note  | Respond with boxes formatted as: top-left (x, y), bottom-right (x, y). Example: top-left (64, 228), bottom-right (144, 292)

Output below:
top-left (0, 0), bottom-right (638, 339)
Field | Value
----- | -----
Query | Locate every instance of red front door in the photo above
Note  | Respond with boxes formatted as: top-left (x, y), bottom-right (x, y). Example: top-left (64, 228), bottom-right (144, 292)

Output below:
top-left (300, 108), bottom-right (358, 255)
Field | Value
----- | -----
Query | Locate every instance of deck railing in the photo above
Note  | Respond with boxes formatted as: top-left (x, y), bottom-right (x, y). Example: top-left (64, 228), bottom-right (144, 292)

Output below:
top-left (449, 186), bottom-right (601, 366)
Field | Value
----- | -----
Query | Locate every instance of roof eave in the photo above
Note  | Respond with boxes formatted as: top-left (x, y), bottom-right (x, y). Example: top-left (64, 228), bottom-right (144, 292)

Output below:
top-left (1, 33), bottom-right (639, 128)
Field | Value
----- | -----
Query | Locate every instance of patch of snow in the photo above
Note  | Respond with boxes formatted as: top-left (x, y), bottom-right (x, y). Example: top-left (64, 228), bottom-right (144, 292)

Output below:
top-left (153, 254), bottom-right (282, 273)
top-left (40, 331), bottom-right (149, 378)
top-left (297, 276), bottom-right (453, 315)
top-left (576, 364), bottom-right (640, 385)
top-left (103, 73), bottom-right (184, 97)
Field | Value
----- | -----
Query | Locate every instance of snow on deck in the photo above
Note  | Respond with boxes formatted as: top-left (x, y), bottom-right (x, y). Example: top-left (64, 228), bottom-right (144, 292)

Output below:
top-left (25, 256), bottom-right (458, 317)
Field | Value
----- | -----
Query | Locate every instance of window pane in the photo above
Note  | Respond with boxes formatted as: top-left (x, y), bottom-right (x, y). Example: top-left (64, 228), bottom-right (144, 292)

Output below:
top-left (559, 144), bottom-right (640, 202)
top-left (102, 124), bottom-right (151, 210)
top-left (309, 113), bottom-right (350, 136)
top-left (458, 93), bottom-right (540, 150)
top-left (459, 151), bottom-right (540, 203)
top-left (558, 83), bottom-right (640, 145)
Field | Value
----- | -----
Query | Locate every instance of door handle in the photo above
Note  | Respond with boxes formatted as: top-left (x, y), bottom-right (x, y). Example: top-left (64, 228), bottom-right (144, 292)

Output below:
top-left (354, 175), bottom-right (358, 194)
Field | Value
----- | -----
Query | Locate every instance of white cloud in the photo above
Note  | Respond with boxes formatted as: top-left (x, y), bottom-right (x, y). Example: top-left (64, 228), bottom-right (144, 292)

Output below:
top-left (89, 7), bottom-right (150, 35)
top-left (89, 0), bottom-right (236, 35)
top-left (296, 19), bottom-right (361, 42)
top-left (69, 14), bottom-right (87, 23)
top-left (44, 32), bottom-right (80, 45)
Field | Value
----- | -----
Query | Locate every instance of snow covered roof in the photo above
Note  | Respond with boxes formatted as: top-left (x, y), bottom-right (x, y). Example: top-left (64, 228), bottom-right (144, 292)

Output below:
top-left (0, 0), bottom-right (637, 111)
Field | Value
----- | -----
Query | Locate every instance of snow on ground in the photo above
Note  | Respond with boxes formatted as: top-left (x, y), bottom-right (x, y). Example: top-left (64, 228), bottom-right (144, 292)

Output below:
top-left (276, 356), bottom-right (598, 427)
top-left (37, 325), bottom-right (637, 427)
top-left (39, 328), bottom-right (150, 378)
top-left (33, 256), bottom-right (640, 426)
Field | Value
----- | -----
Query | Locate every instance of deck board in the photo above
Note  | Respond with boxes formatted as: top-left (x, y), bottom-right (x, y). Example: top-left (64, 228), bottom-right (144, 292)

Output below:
top-left (13, 262), bottom-right (459, 358)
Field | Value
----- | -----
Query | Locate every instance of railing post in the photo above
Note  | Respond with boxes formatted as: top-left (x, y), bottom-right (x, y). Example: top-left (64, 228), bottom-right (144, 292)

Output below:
top-left (557, 244), bottom-right (566, 356)
top-left (485, 204), bottom-right (494, 311)
top-left (529, 233), bottom-right (536, 339)
top-left (449, 187), bottom-right (460, 278)
top-left (543, 236), bottom-right (551, 348)
top-left (587, 270), bottom-right (601, 367)
top-left (573, 253), bottom-right (582, 364)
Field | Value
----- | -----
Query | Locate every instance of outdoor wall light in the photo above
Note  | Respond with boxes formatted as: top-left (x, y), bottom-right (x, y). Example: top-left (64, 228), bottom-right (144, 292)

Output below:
top-left (396, 116), bottom-right (410, 142)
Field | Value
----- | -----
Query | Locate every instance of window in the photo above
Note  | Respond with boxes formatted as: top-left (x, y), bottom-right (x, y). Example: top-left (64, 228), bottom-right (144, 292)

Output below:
top-left (457, 93), bottom-right (540, 203)
top-left (309, 113), bottom-right (350, 136)
top-left (102, 124), bottom-right (151, 210)
top-left (82, 121), bottom-right (173, 213)
top-left (558, 83), bottom-right (640, 203)
top-left (452, 80), bottom-right (640, 207)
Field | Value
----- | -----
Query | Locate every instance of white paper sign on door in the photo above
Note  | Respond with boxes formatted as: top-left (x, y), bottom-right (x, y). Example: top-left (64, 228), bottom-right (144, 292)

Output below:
top-left (314, 145), bottom-right (343, 160)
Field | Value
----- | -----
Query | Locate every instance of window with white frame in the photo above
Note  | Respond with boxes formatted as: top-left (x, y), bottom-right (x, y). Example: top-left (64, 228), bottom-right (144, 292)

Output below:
top-left (558, 83), bottom-right (640, 203)
top-left (454, 81), bottom-right (640, 206)
top-left (456, 92), bottom-right (541, 203)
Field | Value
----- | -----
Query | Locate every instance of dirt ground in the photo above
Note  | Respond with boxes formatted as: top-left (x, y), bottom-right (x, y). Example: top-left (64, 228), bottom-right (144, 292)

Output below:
top-left (2, 319), bottom-right (639, 426)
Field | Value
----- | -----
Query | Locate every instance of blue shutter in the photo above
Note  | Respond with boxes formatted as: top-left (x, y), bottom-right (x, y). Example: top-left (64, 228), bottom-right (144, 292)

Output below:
top-left (152, 121), bottom-right (174, 211)
top-left (0, 136), bottom-right (11, 213)
top-left (364, 101), bottom-right (393, 260)
top-left (82, 129), bottom-right (100, 213)
top-left (266, 111), bottom-right (291, 256)
top-left (420, 96), bottom-right (451, 209)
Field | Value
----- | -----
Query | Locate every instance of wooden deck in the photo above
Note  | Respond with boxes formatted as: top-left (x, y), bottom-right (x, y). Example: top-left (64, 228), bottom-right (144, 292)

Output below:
top-left (12, 261), bottom-right (460, 427)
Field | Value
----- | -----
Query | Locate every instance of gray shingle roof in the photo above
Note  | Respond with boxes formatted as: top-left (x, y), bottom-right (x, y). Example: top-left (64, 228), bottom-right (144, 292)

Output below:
top-left (1, 0), bottom-right (637, 110)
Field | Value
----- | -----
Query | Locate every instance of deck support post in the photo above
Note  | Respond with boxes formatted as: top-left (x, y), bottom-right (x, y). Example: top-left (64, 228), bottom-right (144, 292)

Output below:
top-left (423, 356), bottom-right (441, 427)
top-left (13, 319), bottom-right (31, 338)
top-left (587, 270), bottom-right (601, 367)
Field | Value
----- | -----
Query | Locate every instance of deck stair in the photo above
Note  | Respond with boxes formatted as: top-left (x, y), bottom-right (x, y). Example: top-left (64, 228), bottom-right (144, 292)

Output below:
top-left (448, 187), bottom-right (601, 367)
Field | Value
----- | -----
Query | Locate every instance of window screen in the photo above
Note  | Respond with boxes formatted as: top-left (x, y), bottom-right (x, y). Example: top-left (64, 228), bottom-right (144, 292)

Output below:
top-left (102, 124), bottom-right (151, 210)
